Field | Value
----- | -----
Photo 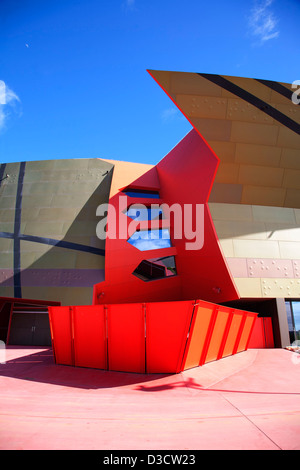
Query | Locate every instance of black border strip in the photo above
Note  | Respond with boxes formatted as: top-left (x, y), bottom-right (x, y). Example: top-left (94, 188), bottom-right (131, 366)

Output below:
top-left (0, 163), bottom-right (6, 188)
top-left (255, 78), bottom-right (299, 104)
top-left (198, 73), bottom-right (300, 135)
top-left (13, 162), bottom-right (26, 297)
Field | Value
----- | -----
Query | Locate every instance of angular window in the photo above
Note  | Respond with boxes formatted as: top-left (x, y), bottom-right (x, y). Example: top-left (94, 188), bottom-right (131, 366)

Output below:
top-left (133, 256), bottom-right (177, 281)
top-left (122, 188), bottom-right (160, 199)
top-left (127, 228), bottom-right (172, 251)
top-left (125, 204), bottom-right (164, 221)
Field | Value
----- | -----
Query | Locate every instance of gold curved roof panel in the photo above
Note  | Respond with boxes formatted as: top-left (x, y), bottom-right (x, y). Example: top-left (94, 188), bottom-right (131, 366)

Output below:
top-left (148, 70), bottom-right (300, 209)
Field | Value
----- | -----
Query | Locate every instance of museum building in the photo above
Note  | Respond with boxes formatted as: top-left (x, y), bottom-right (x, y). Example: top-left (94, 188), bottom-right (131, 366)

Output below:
top-left (0, 70), bottom-right (299, 373)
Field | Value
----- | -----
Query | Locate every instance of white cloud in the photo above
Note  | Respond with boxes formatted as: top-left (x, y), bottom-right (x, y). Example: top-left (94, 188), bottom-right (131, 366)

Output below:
top-left (248, 0), bottom-right (279, 44)
top-left (123, 0), bottom-right (135, 9)
top-left (122, 0), bottom-right (136, 13)
top-left (161, 107), bottom-right (182, 123)
top-left (0, 81), bottom-right (21, 132)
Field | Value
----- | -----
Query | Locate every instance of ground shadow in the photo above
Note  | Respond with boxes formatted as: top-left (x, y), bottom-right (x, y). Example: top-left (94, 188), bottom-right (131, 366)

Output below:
top-left (1, 346), bottom-right (298, 396)
top-left (0, 346), bottom-right (176, 390)
top-left (135, 377), bottom-right (203, 392)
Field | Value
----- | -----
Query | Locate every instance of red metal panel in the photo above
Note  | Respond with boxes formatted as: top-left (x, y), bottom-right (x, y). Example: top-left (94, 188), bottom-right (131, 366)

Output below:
top-left (221, 311), bottom-right (244, 358)
top-left (182, 301), bottom-right (216, 370)
top-left (48, 300), bottom-right (260, 373)
top-left (247, 317), bottom-right (265, 348)
top-left (237, 314), bottom-right (257, 353)
top-left (204, 308), bottom-right (230, 364)
top-left (199, 307), bottom-right (218, 366)
top-left (72, 305), bottom-right (107, 369)
top-left (5, 301), bottom-right (14, 345)
top-left (245, 314), bottom-right (258, 350)
top-left (107, 303), bottom-right (145, 373)
top-left (246, 317), bottom-right (274, 349)
top-left (217, 308), bottom-right (234, 360)
top-left (146, 300), bottom-right (194, 373)
top-left (263, 317), bottom-right (274, 348)
top-left (48, 306), bottom-right (73, 366)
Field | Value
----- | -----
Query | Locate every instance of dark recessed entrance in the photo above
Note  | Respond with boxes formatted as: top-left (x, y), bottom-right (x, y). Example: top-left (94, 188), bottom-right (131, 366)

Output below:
top-left (0, 297), bottom-right (60, 346)
top-left (8, 310), bottom-right (51, 346)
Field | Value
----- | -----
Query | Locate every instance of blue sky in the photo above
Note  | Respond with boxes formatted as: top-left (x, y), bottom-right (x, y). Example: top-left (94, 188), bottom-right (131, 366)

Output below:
top-left (1, 0), bottom-right (299, 165)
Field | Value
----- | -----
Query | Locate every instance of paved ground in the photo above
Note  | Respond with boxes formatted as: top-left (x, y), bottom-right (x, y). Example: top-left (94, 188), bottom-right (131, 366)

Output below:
top-left (0, 346), bottom-right (299, 450)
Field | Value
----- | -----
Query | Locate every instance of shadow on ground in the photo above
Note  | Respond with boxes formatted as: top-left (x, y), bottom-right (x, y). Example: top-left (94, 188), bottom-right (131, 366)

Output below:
top-left (0, 347), bottom-right (180, 390)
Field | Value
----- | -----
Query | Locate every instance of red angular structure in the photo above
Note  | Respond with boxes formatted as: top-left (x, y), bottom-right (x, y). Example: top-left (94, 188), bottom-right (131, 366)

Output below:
top-left (48, 128), bottom-right (258, 373)
top-left (93, 128), bottom-right (239, 305)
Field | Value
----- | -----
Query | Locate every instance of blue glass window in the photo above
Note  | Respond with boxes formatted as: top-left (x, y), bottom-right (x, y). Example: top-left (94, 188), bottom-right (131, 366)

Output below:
top-left (125, 205), bottom-right (164, 221)
top-left (122, 189), bottom-right (160, 199)
top-left (127, 228), bottom-right (172, 251)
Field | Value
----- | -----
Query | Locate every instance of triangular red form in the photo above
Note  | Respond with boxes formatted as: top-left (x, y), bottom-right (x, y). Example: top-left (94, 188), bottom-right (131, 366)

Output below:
top-left (93, 129), bottom-right (239, 305)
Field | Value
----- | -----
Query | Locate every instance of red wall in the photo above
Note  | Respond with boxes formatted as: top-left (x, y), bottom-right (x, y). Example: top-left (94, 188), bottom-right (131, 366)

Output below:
top-left (49, 300), bottom-right (258, 373)
top-left (93, 129), bottom-right (239, 305)
top-left (247, 317), bottom-right (274, 349)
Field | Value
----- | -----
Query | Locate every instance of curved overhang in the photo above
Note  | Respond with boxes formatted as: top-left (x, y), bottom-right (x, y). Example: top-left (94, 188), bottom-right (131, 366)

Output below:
top-left (147, 70), bottom-right (300, 209)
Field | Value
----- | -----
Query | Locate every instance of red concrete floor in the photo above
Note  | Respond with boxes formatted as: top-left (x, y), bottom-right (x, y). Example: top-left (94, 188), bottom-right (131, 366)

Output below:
top-left (0, 346), bottom-right (300, 450)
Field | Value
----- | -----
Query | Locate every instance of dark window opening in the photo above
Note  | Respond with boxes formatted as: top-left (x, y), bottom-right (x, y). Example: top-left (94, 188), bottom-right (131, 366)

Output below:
top-left (122, 188), bottom-right (160, 199)
top-left (133, 256), bottom-right (177, 281)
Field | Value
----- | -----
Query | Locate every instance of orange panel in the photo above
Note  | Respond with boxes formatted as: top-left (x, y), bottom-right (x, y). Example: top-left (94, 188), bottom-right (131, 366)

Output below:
top-left (48, 306), bottom-right (72, 366)
top-left (205, 308), bottom-right (230, 364)
top-left (73, 306), bottom-right (107, 369)
top-left (222, 313), bottom-right (243, 358)
top-left (146, 300), bottom-right (194, 373)
top-left (183, 303), bottom-right (215, 370)
top-left (237, 315), bottom-right (256, 352)
top-left (104, 159), bottom-right (155, 198)
top-left (107, 303), bottom-right (145, 373)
